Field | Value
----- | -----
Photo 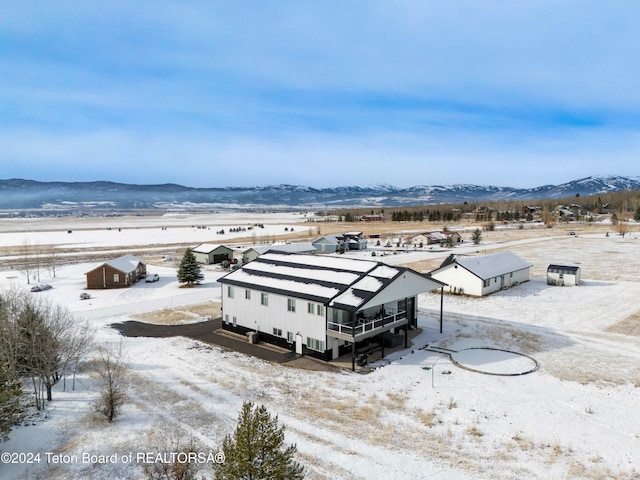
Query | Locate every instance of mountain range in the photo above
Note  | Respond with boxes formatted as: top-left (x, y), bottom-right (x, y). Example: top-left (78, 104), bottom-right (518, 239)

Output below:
top-left (0, 176), bottom-right (638, 213)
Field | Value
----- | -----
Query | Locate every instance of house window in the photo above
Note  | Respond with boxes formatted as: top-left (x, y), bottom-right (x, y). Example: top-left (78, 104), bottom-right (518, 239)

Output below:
top-left (273, 328), bottom-right (282, 337)
top-left (307, 303), bottom-right (315, 314)
top-left (287, 331), bottom-right (294, 343)
top-left (287, 298), bottom-right (296, 312)
top-left (317, 304), bottom-right (325, 316)
top-left (227, 286), bottom-right (234, 298)
top-left (483, 279), bottom-right (490, 288)
top-left (261, 292), bottom-right (268, 306)
top-left (113, 273), bottom-right (120, 283)
top-left (233, 316), bottom-right (236, 327)
top-left (245, 289), bottom-right (251, 300)
top-left (307, 337), bottom-right (325, 352)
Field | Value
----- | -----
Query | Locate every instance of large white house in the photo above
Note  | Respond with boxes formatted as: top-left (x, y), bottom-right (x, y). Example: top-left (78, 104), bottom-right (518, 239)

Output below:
top-left (428, 251), bottom-right (532, 297)
top-left (218, 252), bottom-right (444, 369)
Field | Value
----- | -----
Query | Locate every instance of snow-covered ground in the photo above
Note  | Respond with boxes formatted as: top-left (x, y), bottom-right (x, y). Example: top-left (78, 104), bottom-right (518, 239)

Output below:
top-left (1, 215), bottom-right (640, 479)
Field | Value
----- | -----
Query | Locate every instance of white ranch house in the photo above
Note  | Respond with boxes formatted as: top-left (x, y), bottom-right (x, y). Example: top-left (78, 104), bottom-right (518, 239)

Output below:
top-left (429, 251), bottom-right (532, 297)
top-left (218, 253), bottom-right (444, 369)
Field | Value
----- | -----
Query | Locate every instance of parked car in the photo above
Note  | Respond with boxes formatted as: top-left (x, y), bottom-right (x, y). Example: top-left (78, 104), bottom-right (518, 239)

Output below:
top-left (79, 292), bottom-right (91, 300)
top-left (145, 273), bottom-right (159, 283)
top-left (31, 284), bottom-right (52, 292)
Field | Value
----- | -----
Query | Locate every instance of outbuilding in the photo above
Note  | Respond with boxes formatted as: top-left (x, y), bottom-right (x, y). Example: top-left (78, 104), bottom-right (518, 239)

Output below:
top-left (428, 251), bottom-right (532, 297)
top-left (192, 244), bottom-right (234, 264)
top-left (85, 254), bottom-right (147, 289)
top-left (547, 264), bottom-right (581, 286)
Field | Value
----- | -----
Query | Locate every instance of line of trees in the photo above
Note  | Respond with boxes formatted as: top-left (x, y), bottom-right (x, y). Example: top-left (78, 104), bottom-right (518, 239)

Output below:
top-left (0, 287), bottom-right (93, 440)
top-left (326, 189), bottom-right (640, 223)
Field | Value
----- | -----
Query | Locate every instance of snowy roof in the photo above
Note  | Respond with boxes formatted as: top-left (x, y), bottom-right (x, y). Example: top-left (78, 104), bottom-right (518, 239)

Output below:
top-left (87, 254), bottom-right (145, 275)
top-left (548, 264), bottom-right (580, 273)
top-left (219, 252), bottom-right (433, 311)
top-left (439, 252), bottom-right (532, 280)
top-left (192, 243), bottom-right (231, 253)
top-left (267, 242), bottom-right (316, 253)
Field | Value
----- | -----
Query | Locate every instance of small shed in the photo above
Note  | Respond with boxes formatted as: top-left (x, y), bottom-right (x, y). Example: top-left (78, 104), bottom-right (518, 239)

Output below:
top-left (547, 265), bottom-right (581, 286)
top-left (85, 255), bottom-right (146, 289)
top-left (192, 244), bottom-right (234, 264)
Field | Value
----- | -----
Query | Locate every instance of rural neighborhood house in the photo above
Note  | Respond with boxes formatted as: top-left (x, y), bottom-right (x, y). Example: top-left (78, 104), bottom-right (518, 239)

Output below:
top-left (218, 252), bottom-right (444, 369)
top-left (85, 254), bottom-right (147, 289)
top-left (428, 251), bottom-right (532, 297)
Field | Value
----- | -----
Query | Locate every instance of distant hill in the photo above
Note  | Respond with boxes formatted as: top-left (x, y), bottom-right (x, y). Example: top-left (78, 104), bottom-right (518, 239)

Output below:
top-left (0, 175), bottom-right (638, 212)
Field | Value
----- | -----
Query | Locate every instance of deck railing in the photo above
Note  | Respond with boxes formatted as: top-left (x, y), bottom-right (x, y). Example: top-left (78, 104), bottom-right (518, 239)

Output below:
top-left (327, 310), bottom-right (407, 337)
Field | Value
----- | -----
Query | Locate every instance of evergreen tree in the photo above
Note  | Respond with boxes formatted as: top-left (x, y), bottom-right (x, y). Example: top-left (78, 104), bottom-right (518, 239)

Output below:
top-left (177, 248), bottom-right (204, 287)
top-left (471, 228), bottom-right (483, 245)
top-left (214, 401), bottom-right (304, 480)
top-left (0, 361), bottom-right (22, 441)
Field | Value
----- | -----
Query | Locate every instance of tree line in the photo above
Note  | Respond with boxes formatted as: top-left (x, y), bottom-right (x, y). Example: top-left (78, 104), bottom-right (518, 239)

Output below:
top-left (0, 287), bottom-right (93, 439)
top-left (325, 189), bottom-right (640, 223)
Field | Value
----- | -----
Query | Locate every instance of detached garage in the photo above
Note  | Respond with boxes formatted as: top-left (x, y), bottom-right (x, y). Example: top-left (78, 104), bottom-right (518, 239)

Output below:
top-left (192, 244), bottom-right (234, 264)
top-left (547, 265), bottom-right (581, 286)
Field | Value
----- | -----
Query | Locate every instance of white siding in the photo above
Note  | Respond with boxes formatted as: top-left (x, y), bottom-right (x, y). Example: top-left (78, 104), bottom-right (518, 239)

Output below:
top-left (432, 264), bottom-right (530, 297)
top-left (431, 265), bottom-right (483, 296)
top-left (223, 289), bottom-right (327, 347)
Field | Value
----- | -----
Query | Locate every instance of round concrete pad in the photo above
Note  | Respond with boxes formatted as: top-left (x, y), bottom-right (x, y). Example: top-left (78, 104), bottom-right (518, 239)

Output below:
top-left (450, 348), bottom-right (539, 376)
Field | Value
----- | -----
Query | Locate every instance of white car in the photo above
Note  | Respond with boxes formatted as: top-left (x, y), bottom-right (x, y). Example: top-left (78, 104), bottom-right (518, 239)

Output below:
top-left (145, 273), bottom-right (159, 283)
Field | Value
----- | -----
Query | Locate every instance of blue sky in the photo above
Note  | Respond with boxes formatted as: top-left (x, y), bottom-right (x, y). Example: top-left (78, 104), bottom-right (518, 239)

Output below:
top-left (2, 1), bottom-right (640, 188)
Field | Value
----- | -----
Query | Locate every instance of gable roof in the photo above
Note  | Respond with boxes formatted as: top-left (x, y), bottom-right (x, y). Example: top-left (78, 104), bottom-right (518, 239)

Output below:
top-left (193, 243), bottom-right (231, 254)
top-left (86, 254), bottom-right (145, 275)
top-left (548, 264), bottom-right (580, 273)
top-left (220, 252), bottom-right (442, 311)
top-left (436, 252), bottom-right (532, 280)
top-left (267, 242), bottom-right (316, 254)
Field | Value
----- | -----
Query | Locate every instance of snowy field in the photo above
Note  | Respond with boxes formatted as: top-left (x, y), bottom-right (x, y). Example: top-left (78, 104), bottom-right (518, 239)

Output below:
top-left (1, 214), bottom-right (640, 479)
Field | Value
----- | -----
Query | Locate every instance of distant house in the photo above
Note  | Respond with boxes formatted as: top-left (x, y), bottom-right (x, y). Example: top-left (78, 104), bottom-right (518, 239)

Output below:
top-left (241, 242), bottom-right (317, 264)
top-left (547, 265), bottom-right (581, 286)
top-left (342, 232), bottom-right (368, 250)
top-left (242, 246), bottom-right (271, 264)
top-left (85, 254), bottom-right (147, 289)
top-left (312, 235), bottom-right (342, 253)
top-left (522, 205), bottom-right (541, 216)
top-left (361, 214), bottom-right (384, 222)
top-left (408, 231), bottom-right (462, 247)
top-left (554, 206), bottom-right (575, 220)
top-left (312, 233), bottom-right (367, 253)
top-left (428, 251), bottom-right (532, 297)
top-left (218, 253), bottom-right (445, 368)
top-left (268, 242), bottom-right (317, 254)
top-left (192, 244), bottom-right (234, 264)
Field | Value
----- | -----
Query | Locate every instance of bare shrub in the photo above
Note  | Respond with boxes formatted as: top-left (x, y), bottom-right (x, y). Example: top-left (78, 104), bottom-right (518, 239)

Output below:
top-left (93, 341), bottom-right (128, 423)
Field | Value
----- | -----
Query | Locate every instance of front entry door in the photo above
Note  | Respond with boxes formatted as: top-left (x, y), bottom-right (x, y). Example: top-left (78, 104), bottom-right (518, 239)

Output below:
top-left (295, 334), bottom-right (303, 355)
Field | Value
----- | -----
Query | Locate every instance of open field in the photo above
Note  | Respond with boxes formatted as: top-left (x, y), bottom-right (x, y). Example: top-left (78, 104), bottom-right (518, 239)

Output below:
top-left (1, 213), bottom-right (640, 479)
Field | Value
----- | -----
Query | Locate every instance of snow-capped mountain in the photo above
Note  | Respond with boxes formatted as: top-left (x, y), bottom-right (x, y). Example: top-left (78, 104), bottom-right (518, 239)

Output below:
top-left (0, 176), bottom-right (638, 212)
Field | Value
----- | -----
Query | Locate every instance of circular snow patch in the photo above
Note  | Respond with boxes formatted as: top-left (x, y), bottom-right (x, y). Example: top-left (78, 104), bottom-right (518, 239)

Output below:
top-left (450, 348), bottom-right (538, 376)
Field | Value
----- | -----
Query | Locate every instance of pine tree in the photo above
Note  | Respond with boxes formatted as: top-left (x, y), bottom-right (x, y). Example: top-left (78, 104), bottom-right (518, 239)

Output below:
top-left (214, 401), bottom-right (304, 480)
top-left (471, 228), bottom-right (483, 245)
top-left (0, 361), bottom-right (22, 441)
top-left (176, 248), bottom-right (204, 287)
